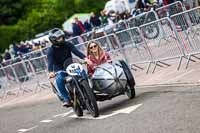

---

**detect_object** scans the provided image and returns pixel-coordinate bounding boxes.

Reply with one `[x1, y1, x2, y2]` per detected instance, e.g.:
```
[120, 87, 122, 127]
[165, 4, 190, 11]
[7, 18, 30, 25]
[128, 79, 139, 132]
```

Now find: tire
[70, 80, 83, 117]
[143, 12, 160, 40]
[73, 100, 83, 117]
[81, 80, 99, 117]
[119, 60, 136, 99]
[143, 24, 160, 39]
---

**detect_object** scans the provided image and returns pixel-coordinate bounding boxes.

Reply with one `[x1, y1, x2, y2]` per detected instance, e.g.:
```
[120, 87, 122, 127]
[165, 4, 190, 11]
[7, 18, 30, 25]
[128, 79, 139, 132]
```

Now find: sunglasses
[90, 44, 97, 49]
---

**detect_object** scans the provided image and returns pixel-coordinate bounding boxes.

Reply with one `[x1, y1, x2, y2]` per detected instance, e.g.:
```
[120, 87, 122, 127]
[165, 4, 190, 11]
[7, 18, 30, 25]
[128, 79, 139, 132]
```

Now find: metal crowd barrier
[139, 17, 187, 72]
[0, 55, 50, 99]
[76, 33, 121, 53]
[156, 1, 186, 18]
[26, 55, 49, 92]
[114, 27, 152, 71]
[127, 10, 159, 28]
[0, 65, 16, 99]
[170, 7, 200, 68]
[1, 4, 200, 100]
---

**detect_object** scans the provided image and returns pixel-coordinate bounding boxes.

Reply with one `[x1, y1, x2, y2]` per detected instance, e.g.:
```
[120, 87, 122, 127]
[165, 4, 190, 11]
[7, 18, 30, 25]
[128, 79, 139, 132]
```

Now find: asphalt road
[0, 85, 200, 133]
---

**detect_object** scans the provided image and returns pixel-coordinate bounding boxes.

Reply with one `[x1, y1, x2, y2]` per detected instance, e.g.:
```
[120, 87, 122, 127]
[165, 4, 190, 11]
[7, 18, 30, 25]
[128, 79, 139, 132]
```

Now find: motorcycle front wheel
[73, 99, 83, 117]
[81, 80, 99, 117]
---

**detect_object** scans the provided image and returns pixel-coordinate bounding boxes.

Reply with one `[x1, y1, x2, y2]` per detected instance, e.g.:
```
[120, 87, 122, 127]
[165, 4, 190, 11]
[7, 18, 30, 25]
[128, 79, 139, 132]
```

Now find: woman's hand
[84, 57, 93, 65]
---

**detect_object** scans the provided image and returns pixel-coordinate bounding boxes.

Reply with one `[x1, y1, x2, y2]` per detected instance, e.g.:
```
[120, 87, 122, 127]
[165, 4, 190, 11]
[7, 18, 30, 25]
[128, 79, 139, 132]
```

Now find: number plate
[66, 63, 83, 76]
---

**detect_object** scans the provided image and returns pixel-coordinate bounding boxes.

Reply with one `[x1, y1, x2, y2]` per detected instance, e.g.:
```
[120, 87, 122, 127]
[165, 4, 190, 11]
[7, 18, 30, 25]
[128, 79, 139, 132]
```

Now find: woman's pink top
[87, 52, 110, 75]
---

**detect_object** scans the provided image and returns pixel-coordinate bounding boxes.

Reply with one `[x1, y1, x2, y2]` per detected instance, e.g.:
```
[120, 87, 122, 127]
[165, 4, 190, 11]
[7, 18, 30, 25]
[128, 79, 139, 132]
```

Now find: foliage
[0, 0, 107, 52]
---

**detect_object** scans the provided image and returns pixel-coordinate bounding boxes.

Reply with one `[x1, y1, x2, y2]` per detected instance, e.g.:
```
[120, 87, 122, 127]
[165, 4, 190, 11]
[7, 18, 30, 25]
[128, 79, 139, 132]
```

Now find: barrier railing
[127, 10, 159, 28]
[170, 7, 200, 68]
[156, 1, 186, 18]
[114, 27, 152, 66]
[1, 5, 200, 100]
[139, 17, 187, 72]
[0, 55, 50, 99]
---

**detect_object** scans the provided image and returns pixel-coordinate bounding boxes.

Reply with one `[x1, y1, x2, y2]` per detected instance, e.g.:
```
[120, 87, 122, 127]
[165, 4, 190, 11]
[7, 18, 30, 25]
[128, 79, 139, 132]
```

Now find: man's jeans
[55, 71, 69, 103]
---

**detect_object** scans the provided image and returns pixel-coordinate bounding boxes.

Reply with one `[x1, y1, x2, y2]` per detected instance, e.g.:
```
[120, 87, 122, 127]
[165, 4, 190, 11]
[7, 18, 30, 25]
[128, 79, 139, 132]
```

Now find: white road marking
[53, 110, 73, 118]
[40, 120, 53, 123]
[18, 125, 38, 132]
[69, 104, 143, 120]
[62, 110, 74, 117]
[113, 103, 143, 114]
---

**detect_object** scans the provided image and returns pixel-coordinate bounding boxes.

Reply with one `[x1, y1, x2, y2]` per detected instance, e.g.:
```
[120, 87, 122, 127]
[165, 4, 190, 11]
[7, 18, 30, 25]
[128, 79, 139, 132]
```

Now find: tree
[0, 0, 107, 51]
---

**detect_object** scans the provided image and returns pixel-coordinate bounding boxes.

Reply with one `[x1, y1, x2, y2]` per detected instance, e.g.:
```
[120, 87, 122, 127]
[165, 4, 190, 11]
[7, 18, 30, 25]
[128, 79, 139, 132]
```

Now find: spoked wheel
[81, 80, 99, 117]
[143, 24, 160, 39]
[73, 99, 83, 117]
[119, 60, 136, 99]
[69, 81, 83, 117]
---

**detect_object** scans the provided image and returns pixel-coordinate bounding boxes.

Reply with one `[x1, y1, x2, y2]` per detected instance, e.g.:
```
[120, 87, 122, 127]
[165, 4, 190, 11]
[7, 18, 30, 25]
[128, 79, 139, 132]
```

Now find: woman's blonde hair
[87, 40, 104, 59]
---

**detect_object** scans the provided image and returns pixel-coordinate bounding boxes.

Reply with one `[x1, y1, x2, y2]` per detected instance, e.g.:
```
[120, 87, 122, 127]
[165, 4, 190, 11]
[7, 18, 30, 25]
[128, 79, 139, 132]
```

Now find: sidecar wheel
[119, 60, 136, 99]
[126, 85, 136, 99]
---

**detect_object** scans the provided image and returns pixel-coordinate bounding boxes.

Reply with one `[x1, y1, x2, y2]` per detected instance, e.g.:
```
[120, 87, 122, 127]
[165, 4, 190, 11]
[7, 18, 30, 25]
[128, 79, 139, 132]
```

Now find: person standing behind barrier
[84, 19, 92, 32]
[0, 54, 3, 64]
[72, 22, 82, 36]
[86, 41, 111, 76]
[75, 17, 85, 33]
[3, 49, 11, 61]
[90, 12, 102, 27]
[47, 28, 92, 107]
[100, 10, 108, 25]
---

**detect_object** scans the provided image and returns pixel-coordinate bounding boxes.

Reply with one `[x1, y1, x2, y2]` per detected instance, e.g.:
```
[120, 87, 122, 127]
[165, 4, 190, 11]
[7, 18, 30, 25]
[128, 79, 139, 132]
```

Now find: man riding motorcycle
[47, 28, 91, 107]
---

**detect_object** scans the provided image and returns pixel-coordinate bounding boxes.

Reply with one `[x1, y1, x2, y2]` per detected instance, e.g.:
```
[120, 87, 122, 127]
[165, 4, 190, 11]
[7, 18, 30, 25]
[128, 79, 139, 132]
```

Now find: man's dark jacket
[47, 41, 85, 72]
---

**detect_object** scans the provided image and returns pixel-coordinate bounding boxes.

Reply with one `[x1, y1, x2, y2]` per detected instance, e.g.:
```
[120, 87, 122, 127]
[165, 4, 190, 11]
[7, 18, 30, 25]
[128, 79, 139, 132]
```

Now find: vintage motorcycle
[51, 59, 99, 118]
[51, 58, 136, 118]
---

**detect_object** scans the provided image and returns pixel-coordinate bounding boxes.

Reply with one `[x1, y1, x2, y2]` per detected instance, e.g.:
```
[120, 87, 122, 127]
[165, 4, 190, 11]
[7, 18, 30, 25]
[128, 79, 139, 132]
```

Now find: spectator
[74, 17, 85, 33]
[72, 22, 83, 36]
[13, 43, 21, 57]
[0, 54, 3, 64]
[162, 0, 174, 5]
[104, 0, 127, 16]
[4, 49, 11, 61]
[64, 30, 72, 39]
[90, 12, 101, 27]
[26, 42, 33, 51]
[135, 0, 145, 9]
[100, 10, 108, 25]
[157, 0, 164, 6]
[84, 19, 92, 32]
[41, 39, 49, 48]
[9, 44, 15, 59]
[19, 42, 31, 54]
[32, 42, 41, 51]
